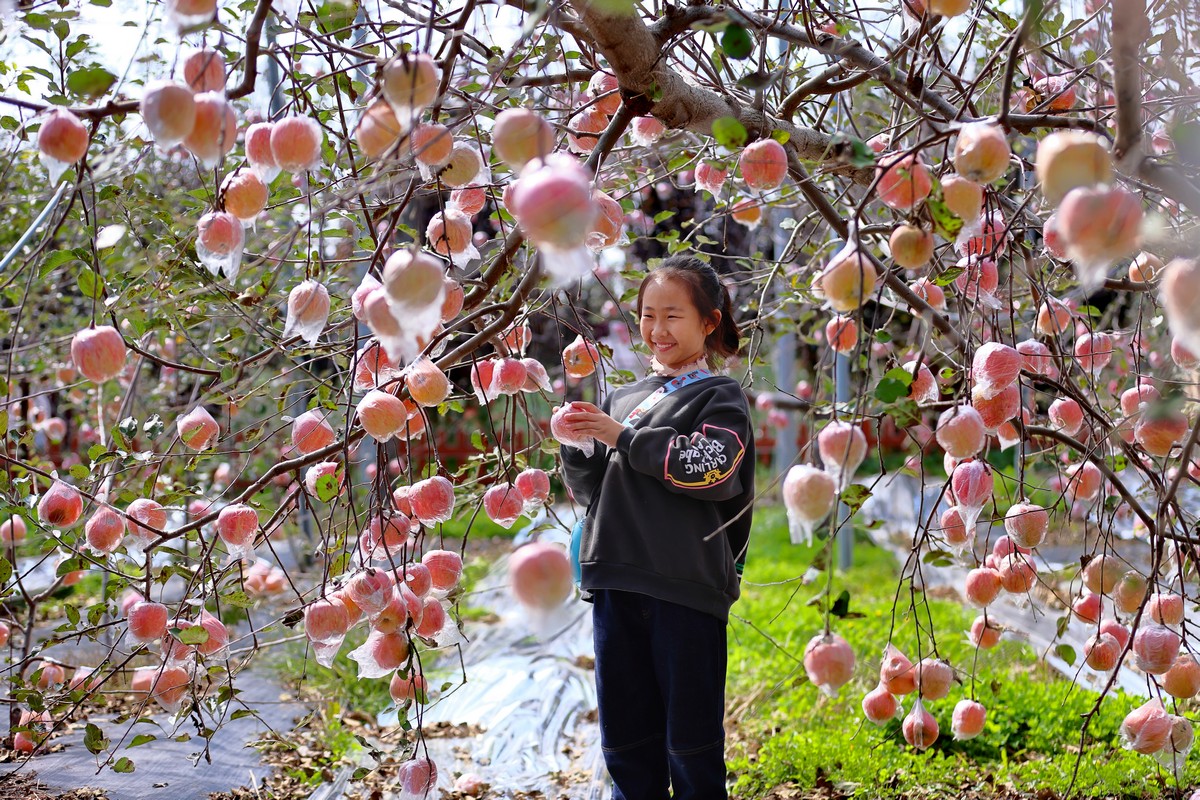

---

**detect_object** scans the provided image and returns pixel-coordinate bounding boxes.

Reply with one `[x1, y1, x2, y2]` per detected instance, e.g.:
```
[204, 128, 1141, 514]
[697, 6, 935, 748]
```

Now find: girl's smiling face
[639, 277, 717, 370]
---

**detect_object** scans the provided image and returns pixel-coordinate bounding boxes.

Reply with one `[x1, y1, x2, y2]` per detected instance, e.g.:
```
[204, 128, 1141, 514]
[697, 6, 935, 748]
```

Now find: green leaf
[691, 16, 729, 33]
[927, 196, 964, 240]
[737, 70, 778, 91]
[224, 590, 254, 609]
[315, 0, 359, 40]
[874, 378, 908, 404]
[922, 549, 955, 567]
[831, 133, 876, 168]
[829, 589, 851, 618]
[711, 116, 748, 149]
[143, 414, 164, 438]
[56, 557, 83, 577]
[315, 472, 339, 503]
[67, 67, 117, 100]
[78, 267, 105, 300]
[69, 463, 90, 481]
[1171, 120, 1200, 168]
[770, 129, 790, 146]
[113, 757, 135, 773]
[43, 250, 77, 270]
[721, 25, 754, 59]
[840, 484, 872, 513]
[705, 49, 724, 75]
[84, 723, 109, 754]
[933, 266, 965, 287]
[0, 557, 11, 586]
[128, 734, 157, 748]
[176, 625, 210, 646]
[889, 398, 922, 429]
[884, 366, 915, 387]
[1054, 643, 1076, 666]
[994, 9, 1019, 30]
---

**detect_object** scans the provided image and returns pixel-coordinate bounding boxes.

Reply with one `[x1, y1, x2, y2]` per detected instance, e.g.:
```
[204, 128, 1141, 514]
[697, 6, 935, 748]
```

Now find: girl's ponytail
[713, 286, 741, 362]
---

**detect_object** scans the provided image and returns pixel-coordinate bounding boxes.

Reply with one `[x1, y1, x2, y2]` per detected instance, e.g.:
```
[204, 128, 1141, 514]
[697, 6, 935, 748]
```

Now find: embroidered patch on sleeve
[662, 424, 746, 489]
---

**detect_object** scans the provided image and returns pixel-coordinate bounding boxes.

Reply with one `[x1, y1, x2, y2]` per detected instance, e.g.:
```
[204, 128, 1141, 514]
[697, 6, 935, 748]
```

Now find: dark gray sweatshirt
[560, 373, 755, 621]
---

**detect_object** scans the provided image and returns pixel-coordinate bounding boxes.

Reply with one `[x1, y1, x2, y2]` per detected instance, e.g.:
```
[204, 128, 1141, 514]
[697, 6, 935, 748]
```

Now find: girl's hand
[562, 402, 624, 447]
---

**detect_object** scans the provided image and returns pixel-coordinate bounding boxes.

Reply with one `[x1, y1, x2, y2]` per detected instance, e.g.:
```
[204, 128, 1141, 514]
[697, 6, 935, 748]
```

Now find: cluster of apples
[857, 644, 986, 748]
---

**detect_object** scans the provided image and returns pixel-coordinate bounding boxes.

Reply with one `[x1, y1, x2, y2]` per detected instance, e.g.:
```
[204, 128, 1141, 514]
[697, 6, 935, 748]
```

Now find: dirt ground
[0, 771, 110, 800]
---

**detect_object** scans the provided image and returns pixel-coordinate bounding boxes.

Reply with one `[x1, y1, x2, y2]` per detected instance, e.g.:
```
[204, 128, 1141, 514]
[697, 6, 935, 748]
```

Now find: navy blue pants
[591, 589, 728, 800]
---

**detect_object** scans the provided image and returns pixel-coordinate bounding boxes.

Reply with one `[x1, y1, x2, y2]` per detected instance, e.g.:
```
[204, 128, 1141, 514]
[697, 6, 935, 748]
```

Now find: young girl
[559, 255, 755, 800]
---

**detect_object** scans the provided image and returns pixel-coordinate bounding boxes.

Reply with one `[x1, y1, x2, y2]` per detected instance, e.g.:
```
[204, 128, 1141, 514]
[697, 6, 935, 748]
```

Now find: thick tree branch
[734, 10, 960, 121]
[1110, 0, 1148, 161]
[565, 1, 1111, 188]
[996, 2, 1039, 129]
[566, 0, 871, 183]
[1110, 0, 1200, 214]
[502, 68, 595, 88]
[780, 64, 871, 118]
[227, 0, 276, 101]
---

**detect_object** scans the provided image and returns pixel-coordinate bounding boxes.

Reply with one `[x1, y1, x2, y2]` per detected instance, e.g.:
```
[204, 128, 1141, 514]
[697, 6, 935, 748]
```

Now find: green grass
[727, 506, 1198, 799]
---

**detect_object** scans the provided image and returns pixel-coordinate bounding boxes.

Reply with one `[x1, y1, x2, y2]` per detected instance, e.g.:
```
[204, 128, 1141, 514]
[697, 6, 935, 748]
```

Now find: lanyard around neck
[620, 368, 713, 428]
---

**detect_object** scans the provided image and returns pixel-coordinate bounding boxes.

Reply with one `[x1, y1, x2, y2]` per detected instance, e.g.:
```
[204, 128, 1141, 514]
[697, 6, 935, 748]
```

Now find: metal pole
[769, 207, 799, 475]
[772, 334, 799, 471]
[834, 351, 853, 569]
[0, 182, 68, 276]
[266, 26, 285, 118]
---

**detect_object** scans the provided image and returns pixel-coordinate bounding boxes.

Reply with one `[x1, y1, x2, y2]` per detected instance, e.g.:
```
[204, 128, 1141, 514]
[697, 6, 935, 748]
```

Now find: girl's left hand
[561, 402, 624, 447]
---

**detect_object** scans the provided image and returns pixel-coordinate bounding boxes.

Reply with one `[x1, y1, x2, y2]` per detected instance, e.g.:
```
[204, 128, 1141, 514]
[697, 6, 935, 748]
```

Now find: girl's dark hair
[636, 255, 741, 364]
